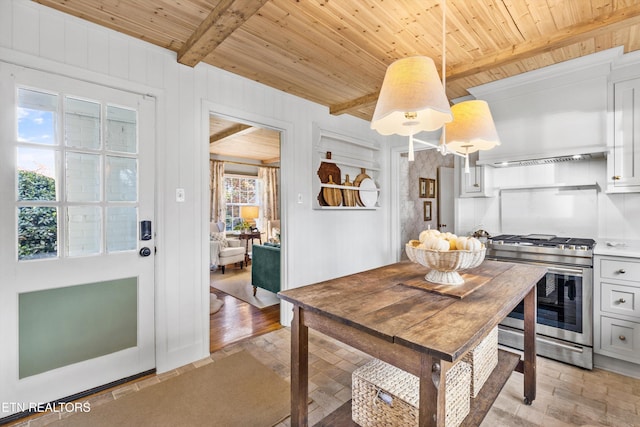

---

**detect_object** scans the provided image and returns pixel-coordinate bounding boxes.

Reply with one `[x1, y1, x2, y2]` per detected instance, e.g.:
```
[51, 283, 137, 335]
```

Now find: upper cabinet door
[457, 152, 492, 198]
[610, 77, 640, 192]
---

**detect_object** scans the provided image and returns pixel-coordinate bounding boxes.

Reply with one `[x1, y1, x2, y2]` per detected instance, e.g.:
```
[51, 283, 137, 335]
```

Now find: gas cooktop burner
[488, 234, 596, 251]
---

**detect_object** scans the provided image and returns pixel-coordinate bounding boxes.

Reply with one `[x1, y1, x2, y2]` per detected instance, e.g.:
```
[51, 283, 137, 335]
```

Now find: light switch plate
[176, 188, 185, 202]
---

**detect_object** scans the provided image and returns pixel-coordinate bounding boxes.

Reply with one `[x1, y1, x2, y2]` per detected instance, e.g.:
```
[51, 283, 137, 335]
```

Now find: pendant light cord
[442, 0, 446, 90]
[439, 0, 448, 154]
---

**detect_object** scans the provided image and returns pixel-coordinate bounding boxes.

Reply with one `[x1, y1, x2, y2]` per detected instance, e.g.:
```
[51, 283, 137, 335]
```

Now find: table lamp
[240, 205, 259, 230]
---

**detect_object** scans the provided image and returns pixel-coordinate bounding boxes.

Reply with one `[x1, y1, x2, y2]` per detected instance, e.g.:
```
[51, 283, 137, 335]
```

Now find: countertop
[279, 260, 545, 363]
[594, 239, 640, 258]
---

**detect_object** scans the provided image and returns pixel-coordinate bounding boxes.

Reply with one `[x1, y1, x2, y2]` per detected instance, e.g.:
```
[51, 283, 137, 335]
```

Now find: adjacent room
[207, 115, 282, 352]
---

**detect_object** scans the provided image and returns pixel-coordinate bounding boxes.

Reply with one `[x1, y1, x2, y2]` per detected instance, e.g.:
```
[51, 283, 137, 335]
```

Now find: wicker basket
[462, 327, 498, 398]
[352, 359, 471, 427]
[405, 244, 486, 285]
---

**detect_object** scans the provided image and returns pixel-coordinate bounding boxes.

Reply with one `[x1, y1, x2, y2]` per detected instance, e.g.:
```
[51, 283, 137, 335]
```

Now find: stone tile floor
[6, 328, 640, 426]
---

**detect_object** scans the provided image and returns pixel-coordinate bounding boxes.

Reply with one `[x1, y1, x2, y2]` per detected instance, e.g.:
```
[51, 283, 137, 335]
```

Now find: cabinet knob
[612, 175, 621, 180]
[618, 298, 627, 304]
[618, 269, 626, 274]
[619, 335, 626, 341]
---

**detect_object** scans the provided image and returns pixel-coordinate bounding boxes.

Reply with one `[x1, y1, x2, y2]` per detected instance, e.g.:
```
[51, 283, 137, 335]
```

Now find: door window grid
[16, 87, 139, 261]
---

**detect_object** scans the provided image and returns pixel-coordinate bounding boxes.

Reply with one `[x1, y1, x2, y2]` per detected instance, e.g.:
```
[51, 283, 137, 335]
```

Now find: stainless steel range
[486, 233, 595, 369]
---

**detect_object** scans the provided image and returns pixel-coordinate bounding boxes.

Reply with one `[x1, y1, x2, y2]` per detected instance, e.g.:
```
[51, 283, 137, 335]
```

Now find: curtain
[210, 160, 226, 223]
[259, 167, 279, 223]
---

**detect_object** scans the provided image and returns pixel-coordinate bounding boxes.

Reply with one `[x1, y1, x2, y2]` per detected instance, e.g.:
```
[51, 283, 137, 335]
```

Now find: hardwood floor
[209, 275, 281, 353]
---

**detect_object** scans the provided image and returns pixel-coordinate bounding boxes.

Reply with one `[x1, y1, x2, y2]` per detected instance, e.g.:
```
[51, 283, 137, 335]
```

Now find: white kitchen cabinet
[456, 151, 492, 198]
[609, 77, 640, 192]
[594, 255, 640, 364]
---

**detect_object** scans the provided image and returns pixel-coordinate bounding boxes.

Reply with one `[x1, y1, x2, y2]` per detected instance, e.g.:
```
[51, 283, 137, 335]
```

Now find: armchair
[267, 220, 280, 243]
[210, 221, 245, 273]
[251, 243, 280, 296]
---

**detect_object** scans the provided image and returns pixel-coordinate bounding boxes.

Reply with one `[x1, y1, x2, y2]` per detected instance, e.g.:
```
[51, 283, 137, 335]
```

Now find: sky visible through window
[17, 107, 56, 179]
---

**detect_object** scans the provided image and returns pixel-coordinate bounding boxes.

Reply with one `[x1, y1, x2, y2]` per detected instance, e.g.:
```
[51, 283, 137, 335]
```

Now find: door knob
[139, 247, 152, 257]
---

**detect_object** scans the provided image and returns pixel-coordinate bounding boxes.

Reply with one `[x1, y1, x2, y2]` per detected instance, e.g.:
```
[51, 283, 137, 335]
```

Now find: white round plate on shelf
[358, 178, 378, 207]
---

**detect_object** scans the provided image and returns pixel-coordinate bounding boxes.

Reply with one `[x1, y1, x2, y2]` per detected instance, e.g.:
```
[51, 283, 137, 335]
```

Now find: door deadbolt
[139, 247, 152, 257]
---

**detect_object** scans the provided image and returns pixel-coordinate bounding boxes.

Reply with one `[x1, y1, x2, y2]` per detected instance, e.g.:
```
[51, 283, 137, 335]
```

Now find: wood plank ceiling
[32, 0, 640, 161]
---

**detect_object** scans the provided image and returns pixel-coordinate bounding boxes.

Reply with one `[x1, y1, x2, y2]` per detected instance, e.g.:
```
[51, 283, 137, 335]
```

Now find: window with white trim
[224, 175, 260, 231]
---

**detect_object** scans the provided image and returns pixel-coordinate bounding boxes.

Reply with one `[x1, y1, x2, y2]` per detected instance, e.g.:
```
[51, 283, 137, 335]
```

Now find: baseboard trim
[594, 353, 640, 379]
[0, 369, 156, 425]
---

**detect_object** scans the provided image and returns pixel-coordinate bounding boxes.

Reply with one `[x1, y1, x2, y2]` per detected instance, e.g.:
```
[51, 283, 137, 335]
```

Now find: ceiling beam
[448, 3, 640, 81]
[262, 157, 281, 165]
[178, 0, 268, 67]
[329, 3, 640, 116]
[209, 124, 254, 145]
[330, 91, 380, 116]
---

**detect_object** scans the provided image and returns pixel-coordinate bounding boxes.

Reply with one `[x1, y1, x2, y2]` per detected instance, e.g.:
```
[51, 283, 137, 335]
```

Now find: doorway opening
[207, 114, 282, 353]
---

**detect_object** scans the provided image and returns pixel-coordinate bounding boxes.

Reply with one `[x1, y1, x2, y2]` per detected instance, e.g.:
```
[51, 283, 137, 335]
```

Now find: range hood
[476, 146, 607, 168]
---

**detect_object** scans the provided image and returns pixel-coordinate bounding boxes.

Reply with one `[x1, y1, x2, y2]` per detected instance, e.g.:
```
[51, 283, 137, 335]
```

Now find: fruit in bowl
[406, 232, 486, 285]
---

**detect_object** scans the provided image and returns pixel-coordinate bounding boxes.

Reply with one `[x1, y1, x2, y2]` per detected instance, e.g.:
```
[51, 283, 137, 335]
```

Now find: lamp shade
[240, 205, 259, 220]
[442, 100, 500, 154]
[371, 56, 453, 136]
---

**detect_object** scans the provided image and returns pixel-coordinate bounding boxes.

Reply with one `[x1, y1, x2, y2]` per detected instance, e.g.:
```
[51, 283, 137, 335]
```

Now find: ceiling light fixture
[370, 56, 452, 139]
[370, 0, 500, 171]
[442, 100, 501, 172]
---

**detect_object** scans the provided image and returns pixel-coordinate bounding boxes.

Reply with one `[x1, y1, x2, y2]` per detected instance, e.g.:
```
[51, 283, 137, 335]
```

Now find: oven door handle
[546, 266, 585, 276]
[536, 335, 585, 353]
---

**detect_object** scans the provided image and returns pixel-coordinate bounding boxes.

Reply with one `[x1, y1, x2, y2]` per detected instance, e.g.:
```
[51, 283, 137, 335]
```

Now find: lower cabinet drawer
[599, 258, 640, 281]
[598, 316, 640, 363]
[601, 282, 640, 317]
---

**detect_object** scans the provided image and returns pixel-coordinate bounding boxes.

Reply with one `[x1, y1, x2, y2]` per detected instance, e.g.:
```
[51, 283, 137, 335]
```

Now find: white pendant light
[442, 100, 501, 154]
[370, 0, 499, 170]
[371, 56, 452, 136]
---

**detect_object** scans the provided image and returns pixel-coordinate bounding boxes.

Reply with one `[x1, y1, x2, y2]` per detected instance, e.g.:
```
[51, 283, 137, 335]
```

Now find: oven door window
[508, 271, 583, 333]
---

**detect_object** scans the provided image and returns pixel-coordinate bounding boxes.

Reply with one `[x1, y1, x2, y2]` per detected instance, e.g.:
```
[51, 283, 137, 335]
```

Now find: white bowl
[405, 244, 486, 285]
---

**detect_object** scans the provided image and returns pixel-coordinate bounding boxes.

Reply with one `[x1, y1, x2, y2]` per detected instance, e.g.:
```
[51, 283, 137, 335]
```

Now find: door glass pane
[106, 207, 136, 252]
[18, 206, 58, 260]
[106, 156, 137, 201]
[17, 147, 57, 201]
[67, 206, 101, 256]
[17, 89, 57, 146]
[106, 106, 137, 153]
[65, 97, 100, 149]
[66, 152, 100, 202]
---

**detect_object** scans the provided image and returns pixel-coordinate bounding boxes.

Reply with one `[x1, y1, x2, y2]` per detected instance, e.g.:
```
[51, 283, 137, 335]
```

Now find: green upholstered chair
[251, 244, 280, 296]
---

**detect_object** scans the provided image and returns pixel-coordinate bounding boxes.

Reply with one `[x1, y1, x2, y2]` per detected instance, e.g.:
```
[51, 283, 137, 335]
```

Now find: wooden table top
[279, 260, 546, 362]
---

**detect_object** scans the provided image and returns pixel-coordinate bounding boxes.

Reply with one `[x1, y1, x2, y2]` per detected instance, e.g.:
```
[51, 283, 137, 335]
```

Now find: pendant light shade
[442, 100, 500, 154]
[371, 56, 452, 136]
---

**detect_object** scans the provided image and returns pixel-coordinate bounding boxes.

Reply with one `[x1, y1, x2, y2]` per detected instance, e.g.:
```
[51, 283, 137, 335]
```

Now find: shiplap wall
[0, 0, 396, 387]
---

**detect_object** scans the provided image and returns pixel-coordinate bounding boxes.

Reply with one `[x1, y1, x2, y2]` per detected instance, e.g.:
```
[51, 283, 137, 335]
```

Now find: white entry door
[0, 63, 156, 416]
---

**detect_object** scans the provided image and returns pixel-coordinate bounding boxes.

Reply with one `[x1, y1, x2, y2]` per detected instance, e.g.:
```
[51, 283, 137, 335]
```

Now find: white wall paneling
[1, 1, 397, 412]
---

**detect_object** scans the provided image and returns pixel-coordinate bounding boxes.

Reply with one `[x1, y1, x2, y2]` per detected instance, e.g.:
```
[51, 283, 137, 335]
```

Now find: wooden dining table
[278, 259, 546, 427]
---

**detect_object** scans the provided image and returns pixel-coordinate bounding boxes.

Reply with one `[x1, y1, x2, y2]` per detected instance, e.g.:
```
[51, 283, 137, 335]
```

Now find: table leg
[291, 305, 309, 426]
[418, 353, 446, 427]
[523, 286, 537, 405]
